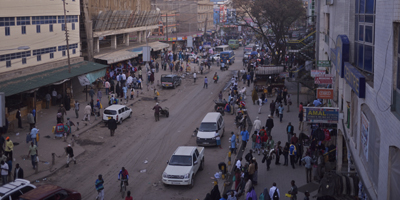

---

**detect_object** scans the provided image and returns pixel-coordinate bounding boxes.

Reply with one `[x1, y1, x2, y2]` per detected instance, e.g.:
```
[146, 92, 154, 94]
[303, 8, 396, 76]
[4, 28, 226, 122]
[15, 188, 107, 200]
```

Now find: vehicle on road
[213, 100, 226, 116]
[158, 107, 170, 118]
[211, 54, 220, 61]
[228, 39, 240, 50]
[196, 112, 225, 146]
[162, 146, 205, 188]
[215, 45, 230, 53]
[19, 185, 81, 200]
[187, 53, 197, 60]
[102, 105, 132, 124]
[0, 179, 36, 200]
[161, 74, 181, 89]
[244, 44, 256, 54]
[220, 51, 235, 65]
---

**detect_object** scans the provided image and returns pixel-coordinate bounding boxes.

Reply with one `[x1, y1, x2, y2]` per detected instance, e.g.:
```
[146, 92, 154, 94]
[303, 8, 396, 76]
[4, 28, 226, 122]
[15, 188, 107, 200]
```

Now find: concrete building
[316, 0, 400, 199]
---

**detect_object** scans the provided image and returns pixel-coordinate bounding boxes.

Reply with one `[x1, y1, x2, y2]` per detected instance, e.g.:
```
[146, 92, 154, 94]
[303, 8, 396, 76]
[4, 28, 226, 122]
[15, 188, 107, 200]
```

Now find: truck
[254, 65, 286, 92]
[162, 146, 205, 188]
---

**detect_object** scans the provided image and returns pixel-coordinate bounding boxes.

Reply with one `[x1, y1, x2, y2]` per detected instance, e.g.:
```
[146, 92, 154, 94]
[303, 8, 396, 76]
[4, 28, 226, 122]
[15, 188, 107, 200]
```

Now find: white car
[162, 146, 205, 188]
[188, 53, 197, 60]
[0, 179, 36, 200]
[102, 105, 132, 124]
[211, 54, 220, 61]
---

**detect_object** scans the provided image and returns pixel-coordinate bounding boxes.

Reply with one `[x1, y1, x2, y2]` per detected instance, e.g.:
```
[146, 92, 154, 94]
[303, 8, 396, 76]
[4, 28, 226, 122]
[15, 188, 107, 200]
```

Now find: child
[130, 88, 135, 100]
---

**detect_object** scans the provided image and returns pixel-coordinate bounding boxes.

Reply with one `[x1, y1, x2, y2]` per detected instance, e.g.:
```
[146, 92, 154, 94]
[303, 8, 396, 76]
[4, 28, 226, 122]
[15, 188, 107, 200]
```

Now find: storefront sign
[330, 35, 349, 78]
[316, 88, 333, 99]
[317, 60, 331, 67]
[304, 107, 339, 123]
[361, 112, 369, 161]
[344, 62, 366, 98]
[311, 70, 326, 77]
[314, 74, 334, 84]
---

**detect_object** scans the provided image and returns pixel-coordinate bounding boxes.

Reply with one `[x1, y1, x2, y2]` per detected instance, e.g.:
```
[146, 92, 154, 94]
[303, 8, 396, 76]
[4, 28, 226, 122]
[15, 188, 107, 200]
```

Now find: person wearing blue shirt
[95, 174, 104, 200]
[289, 142, 297, 169]
[230, 132, 236, 154]
[313, 99, 322, 107]
[30, 126, 38, 146]
[240, 129, 249, 152]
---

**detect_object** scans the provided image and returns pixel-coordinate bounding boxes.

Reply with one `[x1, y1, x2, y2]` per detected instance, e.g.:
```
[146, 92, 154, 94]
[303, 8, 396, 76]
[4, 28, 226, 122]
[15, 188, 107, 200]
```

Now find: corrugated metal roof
[0, 61, 108, 97]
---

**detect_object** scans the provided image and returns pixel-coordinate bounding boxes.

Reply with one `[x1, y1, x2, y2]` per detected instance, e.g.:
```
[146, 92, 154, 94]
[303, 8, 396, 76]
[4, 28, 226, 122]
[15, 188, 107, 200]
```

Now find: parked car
[19, 185, 81, 200]
[211, 54, 220, 61]
[188, 53, 197, 60]
[102, 105, 132, 124]
[161, 74, 182, 89]
[0, 179, 36, 200]
[162, 146, 205, 188]
[196, 112, 225, 146]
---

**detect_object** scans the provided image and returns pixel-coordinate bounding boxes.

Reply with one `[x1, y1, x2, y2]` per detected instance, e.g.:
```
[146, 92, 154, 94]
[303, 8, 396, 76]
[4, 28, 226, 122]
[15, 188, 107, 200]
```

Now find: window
[0, 51, 31, 61]
[58, 43, 78, 51]
[61, 24, 65, 31]
[33, 47, 56, 56]
[37, 55, 41, 61]
[17, 17, 30, 25]
[5, 27, 10, 36]
[58, 15, 78, 24]
[22, 57, 26, 64]
[0, 17, 15, 26]
[21, 26, 26, 34]
[32, 16, 57, 24]
[49, 24, 53, 32]
[72, 49, 76, 54]
[72, 23, 75, 30]
[355, 0, 375, 73]
[50, 53, 54, 59]
[62, 51, 66, 56]
[36, 25, 40, 33]
[6, 60, 11, 68]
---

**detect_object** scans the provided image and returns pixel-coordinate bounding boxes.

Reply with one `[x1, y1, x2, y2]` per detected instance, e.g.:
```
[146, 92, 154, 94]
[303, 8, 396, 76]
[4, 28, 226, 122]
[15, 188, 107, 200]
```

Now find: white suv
[102, 105, 132, 124]
[0, 179, 36, 200]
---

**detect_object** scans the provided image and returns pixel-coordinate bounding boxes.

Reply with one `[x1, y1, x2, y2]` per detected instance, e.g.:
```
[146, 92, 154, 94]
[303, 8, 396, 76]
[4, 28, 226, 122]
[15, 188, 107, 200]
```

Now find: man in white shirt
[269, 182, 280, 200]
[52, 89, 57, 106]
[126, 75, 133, 87]
[193, 73, 197, 83]
[235, 158, 242, 170]
[1, 160, 9, 185]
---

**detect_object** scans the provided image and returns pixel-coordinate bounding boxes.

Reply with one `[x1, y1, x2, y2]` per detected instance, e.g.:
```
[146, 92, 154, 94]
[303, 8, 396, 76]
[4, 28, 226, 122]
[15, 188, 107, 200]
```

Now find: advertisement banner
[304, 107, 339, 123]
[314, 74, 334, 84]
[317, 60, 331, 67]
[361, 112, 369, 161]
[316, 88, 334, 99]
[311, 70, 326, 77]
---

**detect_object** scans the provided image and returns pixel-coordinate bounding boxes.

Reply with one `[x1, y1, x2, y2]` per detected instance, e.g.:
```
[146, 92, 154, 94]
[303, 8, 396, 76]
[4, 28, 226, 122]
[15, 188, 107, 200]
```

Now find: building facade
[316, 0, 400, 199]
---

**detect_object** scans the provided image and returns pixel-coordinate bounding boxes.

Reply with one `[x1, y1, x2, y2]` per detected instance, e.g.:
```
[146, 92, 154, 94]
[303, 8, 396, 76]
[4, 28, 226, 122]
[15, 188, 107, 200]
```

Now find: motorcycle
[213, 100, 226, 116]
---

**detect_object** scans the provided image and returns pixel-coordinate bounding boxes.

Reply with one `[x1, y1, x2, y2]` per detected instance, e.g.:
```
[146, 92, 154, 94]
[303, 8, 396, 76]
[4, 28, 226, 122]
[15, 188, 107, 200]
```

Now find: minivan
[102, 105, 132, 124]
[161, 74, 181, 89]
[196, 112, 225, 146]
[228, 39, 239, 50]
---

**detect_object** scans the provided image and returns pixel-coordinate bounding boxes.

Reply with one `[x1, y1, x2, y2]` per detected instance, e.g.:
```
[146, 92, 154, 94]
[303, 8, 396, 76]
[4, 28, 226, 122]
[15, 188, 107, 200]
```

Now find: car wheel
[189, 176, 195, 189]
[166, 112, 169, 118]
[199, 158, 204, 171]
[128, 112, 132, 118]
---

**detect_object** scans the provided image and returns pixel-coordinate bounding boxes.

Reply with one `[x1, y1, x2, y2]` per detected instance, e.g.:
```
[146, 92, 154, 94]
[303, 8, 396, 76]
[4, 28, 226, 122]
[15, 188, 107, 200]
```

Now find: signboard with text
[330, 35, 349, 78]
[344, 62, 366, 98]
[304, 107, 339, 123]
[318, 60, 331, 67]
[311, 70, 326, 77]
[317, 88, 334, 99]
[314, 74, 334, 84]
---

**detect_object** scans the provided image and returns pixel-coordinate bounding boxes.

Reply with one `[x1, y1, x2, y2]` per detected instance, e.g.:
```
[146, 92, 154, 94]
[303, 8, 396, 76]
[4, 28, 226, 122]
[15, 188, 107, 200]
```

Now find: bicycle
[119, 179, 127, 198]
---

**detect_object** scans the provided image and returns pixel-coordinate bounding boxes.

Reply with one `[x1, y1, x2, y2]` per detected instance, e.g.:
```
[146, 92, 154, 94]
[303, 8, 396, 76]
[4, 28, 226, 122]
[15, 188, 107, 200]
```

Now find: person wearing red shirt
[125, 191, 133, 200]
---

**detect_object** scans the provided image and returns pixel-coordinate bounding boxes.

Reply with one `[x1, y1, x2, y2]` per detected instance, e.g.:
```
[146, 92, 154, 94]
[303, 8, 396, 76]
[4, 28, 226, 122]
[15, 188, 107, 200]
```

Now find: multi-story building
[197, 1, 214, 32]
[316, 0, 400, 199]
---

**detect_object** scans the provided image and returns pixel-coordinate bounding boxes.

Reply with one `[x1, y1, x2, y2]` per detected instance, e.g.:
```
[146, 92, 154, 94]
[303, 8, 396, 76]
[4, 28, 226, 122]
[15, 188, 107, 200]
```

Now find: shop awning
[94, 42, 169, 64]
[0, 61, 108, 97]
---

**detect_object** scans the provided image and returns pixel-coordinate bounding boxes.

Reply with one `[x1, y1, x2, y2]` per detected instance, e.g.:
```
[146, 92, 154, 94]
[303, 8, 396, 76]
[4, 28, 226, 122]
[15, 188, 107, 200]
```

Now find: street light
[0, 46, 30, 51]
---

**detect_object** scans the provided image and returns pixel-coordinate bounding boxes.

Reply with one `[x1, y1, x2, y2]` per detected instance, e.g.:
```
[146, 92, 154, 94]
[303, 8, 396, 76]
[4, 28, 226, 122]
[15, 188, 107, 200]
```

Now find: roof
[0, 61, 108, 97]
[201, 112, 221, 123]
[162, 74, 178, 78]
[19, 185, 62, 199]
[104, 105, 126, 110]
[174, 146, 197, 156]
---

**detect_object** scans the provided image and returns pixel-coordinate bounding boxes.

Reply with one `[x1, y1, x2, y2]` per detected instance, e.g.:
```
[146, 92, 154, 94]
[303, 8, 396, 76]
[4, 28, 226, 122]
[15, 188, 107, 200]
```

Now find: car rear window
[104, 110, 117, 115]
[161, 77, 173, 82]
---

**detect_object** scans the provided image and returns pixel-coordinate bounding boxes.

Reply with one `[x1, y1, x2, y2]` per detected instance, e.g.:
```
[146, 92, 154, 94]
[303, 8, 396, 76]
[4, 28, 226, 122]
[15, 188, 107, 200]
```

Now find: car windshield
[199, 122, 217, 131]
[169, 155, 192, 166]
[221, 54, 229, 58]
[161, 77, 173, 82]
[104, 110, 117, 115]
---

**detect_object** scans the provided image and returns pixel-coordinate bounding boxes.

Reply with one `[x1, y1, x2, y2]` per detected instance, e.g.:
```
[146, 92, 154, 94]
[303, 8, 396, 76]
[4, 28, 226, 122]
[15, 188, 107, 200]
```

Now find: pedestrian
[255, 133, 262, 155]
[30, 125, 38, 146]
[203, 76, 208, 89]
[247, 74, 250, 87]
[245, 149, 253, 164]
[16, 108, 22, 129]
[45, 93, 51, 109]
[58, 104, 67, 123]
[83, 104, 91, 121]
[269, 100, 275, 117]
[97, 90, 102, 102]
[230, 132, 236, 155]
[4, 137, 13, 160]
[275, 101, 280, 118]
[13, 163, 24, 180]
[298, 110, 304, 131]
[219, 91, 223, 101]
[27, 111, 35, 131]
[266, 136, 274, 151]
[283, 87, 288, 105]
[291, 133, 299, 145]
[289, 142, 297, 169]
[283, 142, 290, 166]
[65, 144, 76, 167]
[317, 151, 325, 181]
[287, 94, 292, 112]
[262, 146, 274, 171]
[288, 180, 298, 200]
[130, 88, 135, 100]
[95, 174, 105, 200]
[286, 122, 294, 143]
[275, 141, 282, 165]
[253, 117, 261, 132]
[251, 89, 258, 105]
[297, 141, 304, 166]
[269, 182, 280, 200]
[107, 117, 117, 137]
[1, 160, 9, 185]
[89, 87, 95, 100]
[240, 129, 249, 152]
[244, 176, 252, 195]
[105, 80, 110, 95]
[193, 72, 197, 83]
[125, 191, 133, 200]
[251, 158, 258, 185]
[153, 103, 161, 122]
[27, 142, 37, 169]
[278, 104, 284, 122]
[74, 101, 80, 118]
[246, 186, 257, 200]
[304, 191, 310, 200]
[216, 132, 221, 149]
[6, 157, 11, 181]
[52, 89, 57, 106]
[258, 97, 263, 114]
[265, 115, 274, 137]
[301, 153, 313, 183]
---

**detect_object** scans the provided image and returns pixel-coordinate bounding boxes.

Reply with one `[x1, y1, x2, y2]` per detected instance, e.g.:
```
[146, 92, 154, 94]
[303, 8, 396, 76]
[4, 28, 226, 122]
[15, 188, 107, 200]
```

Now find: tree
[234, 0, 305, 65]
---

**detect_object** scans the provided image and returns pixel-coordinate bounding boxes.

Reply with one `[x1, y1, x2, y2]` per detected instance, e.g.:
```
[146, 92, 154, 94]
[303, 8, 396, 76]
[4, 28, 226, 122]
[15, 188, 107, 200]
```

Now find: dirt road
[45, 49, 245, 199]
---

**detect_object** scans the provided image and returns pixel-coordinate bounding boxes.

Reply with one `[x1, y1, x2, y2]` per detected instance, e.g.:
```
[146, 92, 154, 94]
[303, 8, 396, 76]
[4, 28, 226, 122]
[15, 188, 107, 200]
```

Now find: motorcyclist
[118, 167, 129, 188]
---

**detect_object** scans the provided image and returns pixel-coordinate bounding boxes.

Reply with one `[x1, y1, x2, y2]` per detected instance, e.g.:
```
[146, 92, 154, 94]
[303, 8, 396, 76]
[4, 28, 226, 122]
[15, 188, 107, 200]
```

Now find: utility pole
[165, 13, 168, 42]
[63, 0, 71, 73]
[203, 16, 208, 36]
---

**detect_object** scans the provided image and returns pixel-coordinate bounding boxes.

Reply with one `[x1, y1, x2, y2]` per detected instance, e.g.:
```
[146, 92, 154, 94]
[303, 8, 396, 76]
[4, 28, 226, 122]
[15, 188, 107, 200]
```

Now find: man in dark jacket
[265, 115, 274, 137]
[286, 122, 294, 143]
[13, 163, 23, 180]
[108, 118, 117, 136]
[270, 100, 276, 117]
